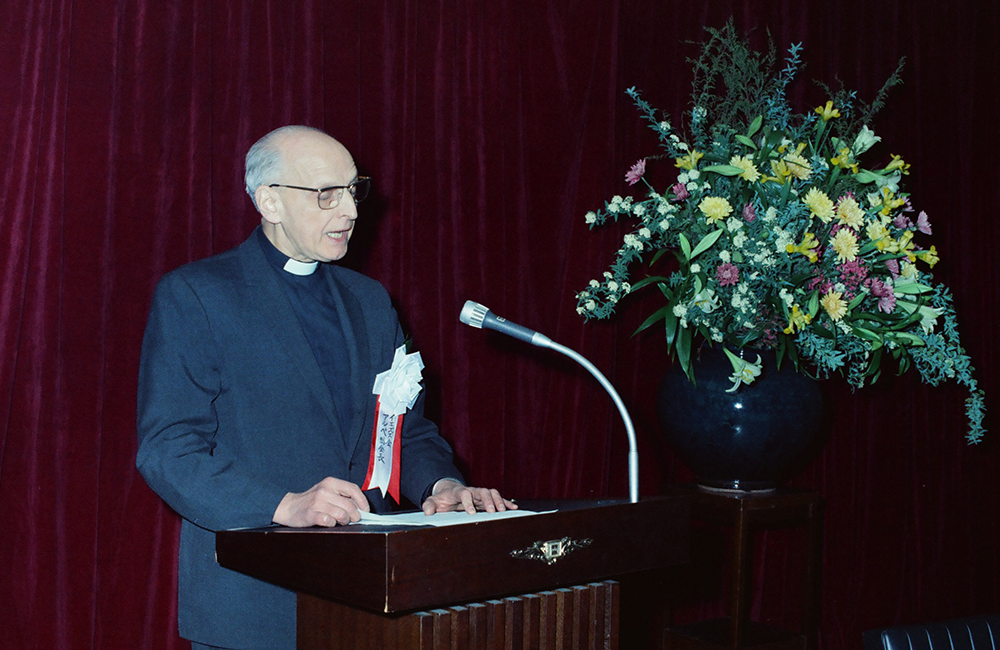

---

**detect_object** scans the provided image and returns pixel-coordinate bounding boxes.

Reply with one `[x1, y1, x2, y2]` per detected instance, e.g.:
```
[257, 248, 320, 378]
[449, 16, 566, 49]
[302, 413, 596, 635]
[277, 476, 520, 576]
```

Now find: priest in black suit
[136, 125, 514, 650]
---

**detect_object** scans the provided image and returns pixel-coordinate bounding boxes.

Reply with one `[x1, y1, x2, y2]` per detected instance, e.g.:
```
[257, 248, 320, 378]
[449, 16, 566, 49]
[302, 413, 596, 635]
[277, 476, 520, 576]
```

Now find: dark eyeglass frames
[268, 176, 371, 210]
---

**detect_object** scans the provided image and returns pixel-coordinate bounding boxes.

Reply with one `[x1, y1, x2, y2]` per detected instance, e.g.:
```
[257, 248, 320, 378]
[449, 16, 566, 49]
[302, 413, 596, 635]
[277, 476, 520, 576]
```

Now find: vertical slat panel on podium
[297, 580, 618, 649]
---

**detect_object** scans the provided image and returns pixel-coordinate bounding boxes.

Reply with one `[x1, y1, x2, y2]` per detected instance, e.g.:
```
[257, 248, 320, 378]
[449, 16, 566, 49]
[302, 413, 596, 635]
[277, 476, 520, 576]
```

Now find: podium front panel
[216, 496, 688, 613]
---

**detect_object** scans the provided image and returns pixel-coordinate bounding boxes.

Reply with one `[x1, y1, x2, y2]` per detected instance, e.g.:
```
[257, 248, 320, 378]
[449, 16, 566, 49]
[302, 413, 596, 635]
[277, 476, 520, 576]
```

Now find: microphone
[459, 300, 639, 503]
[459, 301, 553, 348]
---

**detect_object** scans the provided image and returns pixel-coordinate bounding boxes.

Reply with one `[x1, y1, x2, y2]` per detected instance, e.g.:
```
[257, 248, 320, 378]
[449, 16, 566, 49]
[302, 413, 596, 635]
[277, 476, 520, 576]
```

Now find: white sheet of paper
[354, 509, 554, 527]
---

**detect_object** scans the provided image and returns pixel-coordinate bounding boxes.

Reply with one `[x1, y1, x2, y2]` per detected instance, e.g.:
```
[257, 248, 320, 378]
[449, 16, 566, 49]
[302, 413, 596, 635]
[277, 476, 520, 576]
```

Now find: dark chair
[863, 615, 999, 650]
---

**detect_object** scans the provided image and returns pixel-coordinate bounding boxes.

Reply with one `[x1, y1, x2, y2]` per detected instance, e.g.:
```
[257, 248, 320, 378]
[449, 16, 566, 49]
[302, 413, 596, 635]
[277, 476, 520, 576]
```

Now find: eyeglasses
[268, 176, 372, 210]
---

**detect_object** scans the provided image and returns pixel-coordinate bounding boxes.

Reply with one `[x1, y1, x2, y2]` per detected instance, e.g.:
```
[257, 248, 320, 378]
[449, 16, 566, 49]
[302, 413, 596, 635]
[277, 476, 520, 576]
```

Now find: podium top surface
[216, 495, 689, 613]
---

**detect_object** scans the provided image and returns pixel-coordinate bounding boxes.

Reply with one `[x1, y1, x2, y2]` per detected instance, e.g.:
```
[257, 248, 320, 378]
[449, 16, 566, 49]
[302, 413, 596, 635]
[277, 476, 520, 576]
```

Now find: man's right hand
[272, 477, 370, 527]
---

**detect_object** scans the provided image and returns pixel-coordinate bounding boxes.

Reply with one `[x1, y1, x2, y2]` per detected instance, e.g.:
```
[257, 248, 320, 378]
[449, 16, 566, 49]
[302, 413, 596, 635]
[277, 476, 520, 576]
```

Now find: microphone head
[459, 300, 490, 328]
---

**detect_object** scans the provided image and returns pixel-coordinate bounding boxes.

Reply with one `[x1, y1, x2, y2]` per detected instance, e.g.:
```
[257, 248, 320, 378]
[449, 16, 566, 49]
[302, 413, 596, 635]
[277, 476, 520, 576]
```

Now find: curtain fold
[1, 1, 997, 649]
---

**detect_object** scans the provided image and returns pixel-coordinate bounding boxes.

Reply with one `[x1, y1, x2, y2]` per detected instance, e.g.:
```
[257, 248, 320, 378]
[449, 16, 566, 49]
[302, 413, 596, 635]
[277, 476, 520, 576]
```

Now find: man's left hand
[421, 478, 517, 516]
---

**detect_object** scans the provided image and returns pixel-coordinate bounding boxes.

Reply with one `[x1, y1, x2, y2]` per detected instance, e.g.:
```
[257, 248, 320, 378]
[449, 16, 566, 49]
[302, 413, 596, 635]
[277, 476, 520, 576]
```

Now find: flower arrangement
[576, 24, 986, 443]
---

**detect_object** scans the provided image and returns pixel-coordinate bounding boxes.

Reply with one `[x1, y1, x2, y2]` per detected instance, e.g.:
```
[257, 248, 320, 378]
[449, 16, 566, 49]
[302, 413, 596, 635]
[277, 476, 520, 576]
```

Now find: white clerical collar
[283, 258, 319, 276]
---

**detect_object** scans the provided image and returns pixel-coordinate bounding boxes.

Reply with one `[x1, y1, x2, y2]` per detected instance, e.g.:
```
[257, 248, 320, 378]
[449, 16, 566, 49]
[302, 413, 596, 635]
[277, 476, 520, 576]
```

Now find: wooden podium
[216, 496, 689, 649]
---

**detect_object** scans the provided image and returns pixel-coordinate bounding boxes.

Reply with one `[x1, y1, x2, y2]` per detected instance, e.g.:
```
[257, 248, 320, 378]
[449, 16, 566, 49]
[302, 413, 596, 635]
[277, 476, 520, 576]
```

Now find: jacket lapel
[325, 267, 372, 453]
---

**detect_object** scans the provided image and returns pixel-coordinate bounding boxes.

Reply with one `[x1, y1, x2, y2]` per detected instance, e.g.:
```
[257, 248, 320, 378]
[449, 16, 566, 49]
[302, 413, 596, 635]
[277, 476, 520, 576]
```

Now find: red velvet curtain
[1, 1, 996, 649]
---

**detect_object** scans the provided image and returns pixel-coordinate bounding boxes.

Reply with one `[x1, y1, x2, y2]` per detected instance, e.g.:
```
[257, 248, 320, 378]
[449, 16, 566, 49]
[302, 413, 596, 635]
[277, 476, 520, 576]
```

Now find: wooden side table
[662, 486, 824, 650]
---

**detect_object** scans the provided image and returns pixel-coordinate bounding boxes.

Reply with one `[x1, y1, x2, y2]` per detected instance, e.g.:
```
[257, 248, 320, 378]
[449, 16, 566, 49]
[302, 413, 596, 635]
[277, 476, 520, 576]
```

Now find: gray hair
[244, 125, 328, 209]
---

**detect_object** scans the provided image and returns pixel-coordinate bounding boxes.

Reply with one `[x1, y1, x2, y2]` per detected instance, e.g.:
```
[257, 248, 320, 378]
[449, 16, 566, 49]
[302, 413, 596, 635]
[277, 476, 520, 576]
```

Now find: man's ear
[255, 186, 281, 224]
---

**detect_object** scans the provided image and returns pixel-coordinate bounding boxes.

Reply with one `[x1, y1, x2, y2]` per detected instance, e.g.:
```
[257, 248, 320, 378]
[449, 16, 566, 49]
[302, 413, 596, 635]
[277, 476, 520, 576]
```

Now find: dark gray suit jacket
[136, 231, 460, 649]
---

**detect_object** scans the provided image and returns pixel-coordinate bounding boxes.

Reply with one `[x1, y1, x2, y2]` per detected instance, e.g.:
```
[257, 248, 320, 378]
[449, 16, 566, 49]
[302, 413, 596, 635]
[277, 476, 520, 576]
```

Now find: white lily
[722, 348, 763, 393]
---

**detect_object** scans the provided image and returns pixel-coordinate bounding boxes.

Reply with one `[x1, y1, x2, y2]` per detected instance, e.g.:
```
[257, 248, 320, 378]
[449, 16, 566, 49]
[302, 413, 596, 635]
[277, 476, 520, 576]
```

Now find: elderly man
[137, 125, 513, 650]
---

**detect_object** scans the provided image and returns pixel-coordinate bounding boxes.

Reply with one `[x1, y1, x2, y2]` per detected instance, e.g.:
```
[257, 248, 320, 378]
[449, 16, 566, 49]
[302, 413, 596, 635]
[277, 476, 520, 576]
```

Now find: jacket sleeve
[135, 272, 288, 531]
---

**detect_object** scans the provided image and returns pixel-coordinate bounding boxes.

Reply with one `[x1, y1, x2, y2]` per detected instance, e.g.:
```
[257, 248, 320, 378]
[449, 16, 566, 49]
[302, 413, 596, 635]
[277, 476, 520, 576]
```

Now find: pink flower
[885, 259, 900, 278]
[743, 203, 757, 223]
[672, 182, 690, 201]
[625, 159, 646, 185]
[716, 262, 739, 286]
[866, 278, 897, 313]
[808, 275, 833, 294]
[837, 259, 869, 290]
[916, 210, 932, 235]
[893, 214, 913, 230]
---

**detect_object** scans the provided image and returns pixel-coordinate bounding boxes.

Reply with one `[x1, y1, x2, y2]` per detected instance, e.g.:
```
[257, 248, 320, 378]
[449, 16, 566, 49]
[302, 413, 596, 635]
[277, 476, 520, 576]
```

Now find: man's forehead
[281, 134, 356, 182]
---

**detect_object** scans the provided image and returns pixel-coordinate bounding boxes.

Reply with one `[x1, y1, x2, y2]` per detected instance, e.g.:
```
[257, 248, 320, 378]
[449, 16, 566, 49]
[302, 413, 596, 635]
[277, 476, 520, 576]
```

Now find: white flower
[690, 263, 701, 273]
[764, 206, 778, 222]
[733, 231, 748, 248]
[774, 227, 794, 253]
[726, 217, 743, 232]
[623, 234, 643, 250]
[589, 279, 599, 288]
[719, 250, 731, 263]
[639, 227, 652, 239]
[585, 211, 597, 224]
[576, 306, 585, 315]
[779, 288, 794, 308]
[659, 121, 670, 131]
[604, 271, 613, 279]
[633, 204, 646, 216]
[621, 282, 631, 294]
[659, 218, 671, 230]
[723, 349, 762, 393]
[607, 281, 619, 292]
[672, 305, 688, 318]
[688, 169, 700, 180]
[686, 182, 699, 191]
[586, 300, 596, 311]
[853, 125, 881, 155]
[678, 172, 690, 184]
[692, 289, 721, 313]
[710, 328, 724, 343]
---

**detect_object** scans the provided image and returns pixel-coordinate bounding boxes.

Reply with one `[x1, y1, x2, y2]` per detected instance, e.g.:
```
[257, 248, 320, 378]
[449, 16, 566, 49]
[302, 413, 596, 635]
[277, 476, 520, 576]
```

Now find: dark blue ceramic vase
[657, 346, 828, 491]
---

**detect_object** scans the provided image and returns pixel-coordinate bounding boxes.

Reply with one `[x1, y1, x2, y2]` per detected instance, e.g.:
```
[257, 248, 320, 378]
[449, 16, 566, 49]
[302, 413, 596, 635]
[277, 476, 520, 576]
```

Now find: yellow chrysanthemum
[803, 187, 835, 223]
[729, 155, 761, 183]
[836, 196, 865, 229]
[820, 290, 848, 321]
[815, 100, 841, 121]
[786, 232, 820, 263]
[831, 228, 860, 263]
[699, 196, 733, 223]
[783, 147, 812, 181]
[866, 220, 890, 242]
[675, 150, 704, 170]
[783, 304, 813, 334]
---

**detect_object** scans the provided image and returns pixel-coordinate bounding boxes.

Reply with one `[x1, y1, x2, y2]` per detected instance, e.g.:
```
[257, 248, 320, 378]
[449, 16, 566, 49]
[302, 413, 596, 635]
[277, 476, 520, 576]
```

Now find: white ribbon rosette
[372, 346, 424, 415]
